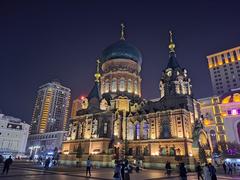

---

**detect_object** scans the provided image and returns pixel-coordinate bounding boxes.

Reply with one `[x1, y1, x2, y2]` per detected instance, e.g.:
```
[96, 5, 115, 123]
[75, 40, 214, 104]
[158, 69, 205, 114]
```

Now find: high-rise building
[30, 81, 71, 134]
[207, 46, 240, 95]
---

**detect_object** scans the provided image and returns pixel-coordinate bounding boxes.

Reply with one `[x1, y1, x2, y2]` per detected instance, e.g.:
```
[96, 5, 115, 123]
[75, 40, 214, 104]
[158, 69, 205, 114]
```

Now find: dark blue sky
[1, 0, 240, 123]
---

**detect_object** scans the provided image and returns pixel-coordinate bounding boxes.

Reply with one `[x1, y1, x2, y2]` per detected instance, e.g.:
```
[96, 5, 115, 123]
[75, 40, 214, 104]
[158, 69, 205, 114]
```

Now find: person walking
[113, 161, 122, 180]
[120, 161, 125, 180]
[44, 157, 51, 169]
[196, 162, 203, 180]
[222, 162, 226, 174]
[165, 161, 171, 176]
[209, 163, 217, 180]
[124, 160, 130, 180]
[233, 163, 236, 174]
[203, 163, 211, 180]
[86, 157, 92, 177]
[2, 156, 13, 175]
[228, 163, 232, 175]
[135, 160, 140, 173]
[179, 162, 187, 180]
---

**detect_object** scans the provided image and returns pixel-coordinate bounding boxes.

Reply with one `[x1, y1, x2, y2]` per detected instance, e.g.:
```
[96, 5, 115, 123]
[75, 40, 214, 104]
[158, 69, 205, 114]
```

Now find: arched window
[101, 81, 105, 94]
[128, 122, 134, 140]
[104, 80, 109, 93]
[103, 122, 108, 135]
[92, 119, 98, 138]
[119, 78, 125, 92]
[128, 79, 132, 93]
[136, 122, 140, 140]
[175, 82, 180, 94]
[134, 80, 138, 94]
[111, 78, 117, 92]
[210, 129, 217, 148]
[114, 119, 120, 138]
[142, 121, 149, 139]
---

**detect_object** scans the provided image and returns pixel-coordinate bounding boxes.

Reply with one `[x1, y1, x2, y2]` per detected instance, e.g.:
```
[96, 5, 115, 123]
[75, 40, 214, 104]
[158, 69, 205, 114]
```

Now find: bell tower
[159, 31, 192, 98]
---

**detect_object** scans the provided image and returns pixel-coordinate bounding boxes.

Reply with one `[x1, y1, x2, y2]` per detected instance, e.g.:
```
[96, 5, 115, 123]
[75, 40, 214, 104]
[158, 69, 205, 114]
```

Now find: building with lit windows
[30, 81, 71, 134]
[26, 131, 67, 158]
[61, 26, 208, 169]
[199, 88, 240, 150]
[207, 46, 240, 95]
[0, 113, 30, 156]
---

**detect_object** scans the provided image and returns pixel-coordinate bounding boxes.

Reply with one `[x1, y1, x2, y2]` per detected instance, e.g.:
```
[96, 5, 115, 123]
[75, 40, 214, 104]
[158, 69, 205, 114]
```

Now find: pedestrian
[136, 160, 140, 173]
[0, 155, 4, 164]
[86, 157, 92, 177]
[209, 163, 217, 180]
[165, 161, 171, 176]
[222, 162, 226, 174]
[228, 163, 232, 175]
[44, 157, 51, 169]
[113, 161, 122, 180]
[233, 163, 236, 174]
[121, 161, 125, 180]
[2, 156, 13, 175]
[196, 162, 203, 180]
[179, 162, 187, 180]
[203, 163, 211, 180]
[124, 160, 130, 180]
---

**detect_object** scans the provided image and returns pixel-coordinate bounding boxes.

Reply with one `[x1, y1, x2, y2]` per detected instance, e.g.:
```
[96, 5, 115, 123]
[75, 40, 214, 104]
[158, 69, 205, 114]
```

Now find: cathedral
[61, 25, 208, 169]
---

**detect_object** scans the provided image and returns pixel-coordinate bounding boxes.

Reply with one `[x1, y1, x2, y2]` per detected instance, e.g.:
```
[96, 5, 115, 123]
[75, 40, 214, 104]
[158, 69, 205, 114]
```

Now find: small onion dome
[221, 90, 240, 104]
[101, 40, 142, 65]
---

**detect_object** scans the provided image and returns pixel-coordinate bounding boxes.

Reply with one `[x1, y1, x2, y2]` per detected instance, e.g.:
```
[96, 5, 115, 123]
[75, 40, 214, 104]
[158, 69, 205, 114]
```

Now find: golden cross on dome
[96, 59, 100, 73]
[120, 23, 125, 40]
[169, 31, 173, 43]
[94, 59, 101, 82]
[168, 30, 175, 52]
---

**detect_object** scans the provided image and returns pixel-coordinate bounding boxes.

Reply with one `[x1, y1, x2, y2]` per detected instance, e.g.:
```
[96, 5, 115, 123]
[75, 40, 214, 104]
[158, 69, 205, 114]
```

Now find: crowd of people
[1, 154, 239, 179]
[113, 159, 134, 180]
[194, 162, 217, 180]
[222, 162, 238, 175]
[35, 156, 59, 169]
[163, 161, 218, 180]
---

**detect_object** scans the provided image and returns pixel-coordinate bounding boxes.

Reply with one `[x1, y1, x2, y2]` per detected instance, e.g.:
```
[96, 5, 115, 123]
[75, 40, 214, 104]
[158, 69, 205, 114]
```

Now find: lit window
[104, 123, 108, 134]
[104, 80, 109, 93]
[134, 80, 138, 94]
[128, 123, 134, 140]
[136, 123, 140, 140]
[119, 78, 125, 91]
[111, 78, 117, 92]
[127, 79, 132, 93]
[232, 109, 237, 115]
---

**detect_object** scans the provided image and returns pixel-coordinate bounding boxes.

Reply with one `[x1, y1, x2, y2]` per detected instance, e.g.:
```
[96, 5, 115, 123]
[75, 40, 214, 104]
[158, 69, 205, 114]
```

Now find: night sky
[1, 0, 240, 123]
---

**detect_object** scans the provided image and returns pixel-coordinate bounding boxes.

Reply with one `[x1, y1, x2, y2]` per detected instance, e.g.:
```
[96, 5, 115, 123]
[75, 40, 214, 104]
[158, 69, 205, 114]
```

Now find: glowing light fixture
[231, 109, 237, 115]
[81, 96, 85, 100]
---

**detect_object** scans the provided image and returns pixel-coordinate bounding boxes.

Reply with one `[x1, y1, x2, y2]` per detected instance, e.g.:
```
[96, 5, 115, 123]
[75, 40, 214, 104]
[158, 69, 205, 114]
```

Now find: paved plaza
[0, 162, 240, 180]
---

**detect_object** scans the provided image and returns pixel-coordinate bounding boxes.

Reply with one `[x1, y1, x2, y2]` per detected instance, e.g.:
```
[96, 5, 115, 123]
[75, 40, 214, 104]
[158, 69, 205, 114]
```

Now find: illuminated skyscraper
[30, 81, 71, 134]
[207, 46, 240, 95]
